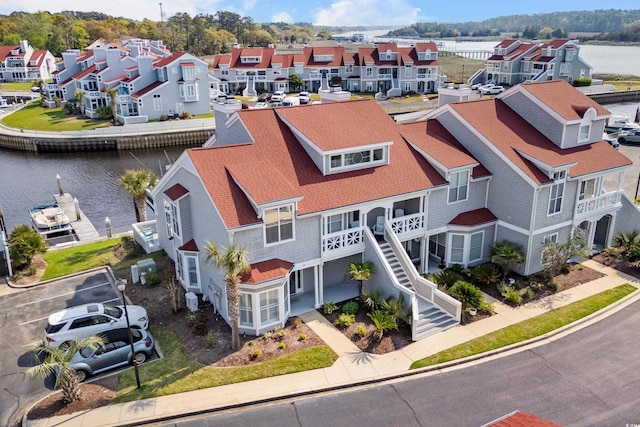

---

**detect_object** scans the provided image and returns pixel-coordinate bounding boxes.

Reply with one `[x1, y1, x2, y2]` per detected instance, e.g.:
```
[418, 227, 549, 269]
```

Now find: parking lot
[0, 268, 125, 426]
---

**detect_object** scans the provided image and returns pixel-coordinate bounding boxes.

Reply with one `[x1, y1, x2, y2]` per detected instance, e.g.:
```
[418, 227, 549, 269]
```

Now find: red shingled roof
[132, 80, 165, 98]
[178, 239, 199, 252]
[73, 64, 97, 80]
[164, 183, 189, 201]
[449, 208, 497, 226]
[0, 46, 19, 61]
[153, 52, 186, 68]
[519, 80, 610, 121]
[485, 410, 561, 427]
[187, 100, 447, 229]
[241, 259, 293, 284]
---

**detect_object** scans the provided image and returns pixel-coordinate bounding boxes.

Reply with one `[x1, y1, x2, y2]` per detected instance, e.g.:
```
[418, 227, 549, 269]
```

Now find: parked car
[298, 91, 311, 104]
[279, 97, 300, 107]
[257, 93, 272, 102]
[602, 132, 620, 149]
[271, 90, 286, 102]
[68, 328, 155, 382]
[253, 102, 269, 109]
[481, 85, 505, 95]
[44, 303, 148, 349]
[30, 86, 41, 92]
[471, 82, 491, 90]
[618, 130, 640, 144]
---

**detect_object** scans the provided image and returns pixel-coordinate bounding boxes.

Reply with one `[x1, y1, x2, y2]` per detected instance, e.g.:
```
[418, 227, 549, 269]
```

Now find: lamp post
[116, 279, 141, 388]
[461, 64, 465, 84]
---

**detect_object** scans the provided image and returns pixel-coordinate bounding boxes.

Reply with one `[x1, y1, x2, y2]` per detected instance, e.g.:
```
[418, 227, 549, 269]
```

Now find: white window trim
[447, 170, 470, 204]
[448, 231, 484, 266]
[259, 288, 280, 327]
[548, 182, 565, 216]
[184, 253, 201, 290]
[239, 293, 253, 327]
[541, 232, 559, 262]
[263, 205, 295, 246]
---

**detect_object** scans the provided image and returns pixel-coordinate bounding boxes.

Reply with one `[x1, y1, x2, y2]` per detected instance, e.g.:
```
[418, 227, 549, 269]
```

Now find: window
[405, 65, 412, 77]
[182, 66, 195, 80]
[239, 294, 253, 326]
[221, 69, 229, 76]
[175, 250, 183, 281]
[171, 203, 180, 237]
[579, 124, 590, 141]
[346, 64, 353, 73]
[429, 233, 446, 260]
[450, 234, 464, 263]
[186, 255, 199, 287]
[164, 201, 173, 238]
[329, 148, 385, 172]
[153, 94, 162, 111]
[548, 182, 564, 215]
[448, 170, 469, 203]
[366, 67, 373, 77]
[260, 289, 279, 324]
[469, 232, 483, 262]
[345, 150, 371, 165]
[327, 214, 343, 234]
[579, 178, 598, 200]
[264, 206, 293, 244]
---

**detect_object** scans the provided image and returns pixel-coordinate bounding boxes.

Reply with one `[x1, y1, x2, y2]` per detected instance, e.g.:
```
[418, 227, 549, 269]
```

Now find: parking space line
[14, 282, 113, 308]
[18, 297, 122, 326]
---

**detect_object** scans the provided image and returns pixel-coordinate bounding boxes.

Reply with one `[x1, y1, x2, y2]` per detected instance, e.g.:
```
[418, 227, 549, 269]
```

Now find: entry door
[289, 270, 303, 295]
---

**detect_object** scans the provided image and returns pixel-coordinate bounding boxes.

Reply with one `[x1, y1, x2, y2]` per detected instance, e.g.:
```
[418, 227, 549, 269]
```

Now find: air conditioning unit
[130, 264, 140, 284]
[185, 291, 198, 312]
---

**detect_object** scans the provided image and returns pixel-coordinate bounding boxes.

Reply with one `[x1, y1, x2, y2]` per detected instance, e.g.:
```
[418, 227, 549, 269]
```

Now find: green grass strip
[1, 101, 111, 131]
[411, 284, 636, 369]
[113, 326, 338, 403]
[41, 237, 167, 281]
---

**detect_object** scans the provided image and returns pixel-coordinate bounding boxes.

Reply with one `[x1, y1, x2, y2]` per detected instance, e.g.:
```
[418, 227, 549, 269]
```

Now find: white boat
[29, 203, 71, 233]
[605, 115, 640, 133]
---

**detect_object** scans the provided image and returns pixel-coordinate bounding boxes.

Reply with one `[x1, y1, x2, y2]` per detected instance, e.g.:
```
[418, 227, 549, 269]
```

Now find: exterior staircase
[379, 241, 459, 340]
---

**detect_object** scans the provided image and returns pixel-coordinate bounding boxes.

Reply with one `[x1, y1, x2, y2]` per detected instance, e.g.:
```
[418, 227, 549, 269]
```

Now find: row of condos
[469, 39, 593, 87]
[43, 39, 212, 124]
[148, 80, 640, 345]
[0, 40, 55, 82]
[210, 43, 448, 97]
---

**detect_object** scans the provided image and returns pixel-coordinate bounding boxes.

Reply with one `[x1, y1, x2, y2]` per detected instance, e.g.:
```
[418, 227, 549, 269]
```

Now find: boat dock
[53, 193, 100, 242]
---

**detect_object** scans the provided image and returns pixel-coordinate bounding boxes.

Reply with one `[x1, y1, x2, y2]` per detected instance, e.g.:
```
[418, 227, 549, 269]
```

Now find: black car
[257, 93, 272, 102]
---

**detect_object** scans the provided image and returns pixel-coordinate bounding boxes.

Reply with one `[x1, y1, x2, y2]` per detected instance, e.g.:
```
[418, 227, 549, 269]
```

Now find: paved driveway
[0, 268, 120, 427]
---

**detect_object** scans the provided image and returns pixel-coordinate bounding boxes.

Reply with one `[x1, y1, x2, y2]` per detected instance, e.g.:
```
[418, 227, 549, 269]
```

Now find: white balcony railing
[322, 227, 364, 257]
[377, 73, 392, 79]
[85, 91, 101, 98]
[116, 94, 131, 103]
[389, 212, 425, 237]
[575, 192, 621, 217]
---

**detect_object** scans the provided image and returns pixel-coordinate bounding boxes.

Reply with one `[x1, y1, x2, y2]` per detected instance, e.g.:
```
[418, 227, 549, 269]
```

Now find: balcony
[377, 73, 392, 79]
[85, 91, 101, 98]
[575, 192, 621, 218]
[180, 94, 199, 103]
[389, 212, 425, 239]
[116, 94, 131, 103]
[322, 227, 365, 260]
[45, 83, 59, 91]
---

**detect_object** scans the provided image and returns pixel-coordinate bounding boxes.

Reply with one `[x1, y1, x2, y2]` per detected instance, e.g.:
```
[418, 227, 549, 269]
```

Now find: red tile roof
[164, 183, 189, 201]
[187, 100, 447, 228]
[485, 410, 561, 427]
[241, 258, 293, 284]
[449, 208, 497, 226]
[178, 239, 199, 252]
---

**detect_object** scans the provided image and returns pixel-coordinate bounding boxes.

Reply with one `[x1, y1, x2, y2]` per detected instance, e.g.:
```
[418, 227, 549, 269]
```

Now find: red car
[257, 93, 272, 102]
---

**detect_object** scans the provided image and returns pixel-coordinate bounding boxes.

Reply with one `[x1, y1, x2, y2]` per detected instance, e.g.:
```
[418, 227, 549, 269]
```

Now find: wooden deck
[53, 193, 100, 242]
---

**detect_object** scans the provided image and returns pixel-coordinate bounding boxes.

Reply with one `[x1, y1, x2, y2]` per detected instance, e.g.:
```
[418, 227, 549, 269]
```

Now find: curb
[6, 266, 114, 289]
[26, 283, 640, 427]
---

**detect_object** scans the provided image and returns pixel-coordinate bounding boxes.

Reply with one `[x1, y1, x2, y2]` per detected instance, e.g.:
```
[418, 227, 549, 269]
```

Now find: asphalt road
[0, 269, 121, 427]
[158, 296, 640, 427]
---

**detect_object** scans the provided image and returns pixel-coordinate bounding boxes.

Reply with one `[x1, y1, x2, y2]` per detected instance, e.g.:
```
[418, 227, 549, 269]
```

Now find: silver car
[617, 130, 640, 144]
[69, 328, 155, 382]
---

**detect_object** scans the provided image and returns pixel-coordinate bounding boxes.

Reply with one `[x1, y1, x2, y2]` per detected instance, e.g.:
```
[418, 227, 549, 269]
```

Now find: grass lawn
[1, 101, 111, 131]
[113, 327, 338, 403]
[411, 284, 636, 369]
[0, 81, 34, 91]
[41, 237, 167, 281]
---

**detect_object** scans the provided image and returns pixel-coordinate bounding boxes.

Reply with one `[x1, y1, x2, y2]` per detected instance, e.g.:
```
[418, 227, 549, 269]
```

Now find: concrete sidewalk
[25, 260, 640, 427]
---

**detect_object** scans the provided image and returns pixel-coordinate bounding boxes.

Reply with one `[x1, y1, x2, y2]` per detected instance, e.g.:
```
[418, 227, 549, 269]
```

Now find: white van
[279, 97, 300, 107]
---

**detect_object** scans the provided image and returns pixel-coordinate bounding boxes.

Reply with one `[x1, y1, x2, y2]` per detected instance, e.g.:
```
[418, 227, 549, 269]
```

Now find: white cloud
[271, 11, 292, 23]
[314, 0, 421, 26]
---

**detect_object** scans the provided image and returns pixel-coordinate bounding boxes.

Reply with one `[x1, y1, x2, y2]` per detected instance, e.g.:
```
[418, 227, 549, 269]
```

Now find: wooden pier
[53, 193, 100, 242]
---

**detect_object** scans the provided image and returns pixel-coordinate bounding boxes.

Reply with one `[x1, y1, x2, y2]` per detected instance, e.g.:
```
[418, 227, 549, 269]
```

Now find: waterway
[0, 146, 186, 235]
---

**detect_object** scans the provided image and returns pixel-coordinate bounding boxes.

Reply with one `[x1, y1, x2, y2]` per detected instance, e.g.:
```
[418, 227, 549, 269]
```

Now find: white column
[314, 264, 324, 309]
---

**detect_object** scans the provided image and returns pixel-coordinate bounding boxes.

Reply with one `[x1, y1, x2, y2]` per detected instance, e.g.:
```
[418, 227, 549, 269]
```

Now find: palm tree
[367, 310, 398, 341]
[73, 90, 85, 116]
[118, 169, 158, 222]
[490, 240, 525, 281]
[25, 336, 104, 404]
[105, 87, 118, 124]
[205, 242, 250, 351]
[613, 230, 640, 252]
[348, 261, 375, 296]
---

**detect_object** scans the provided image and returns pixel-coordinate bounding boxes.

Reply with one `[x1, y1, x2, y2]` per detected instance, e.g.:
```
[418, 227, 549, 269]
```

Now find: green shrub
[202, 330, 216, 348]
[278, 342, 286, 350]
[431, 270, 464, 291]
[497, 282, 517, 296]
[160, 114, 168, 121]
[298, 334, 307, 341]
[292, 317, 302, 328]
[250, 349, 262, 359]
[334, 313, 356, 328]
[8, 224, 46, 270]
[382, 294, 405, 322]
[551, 281, 563, 292]
[360, 290, 385, 311]
[144, 271, 161, 286]
[323, 301, 338, 315]
[273, 326, 287, 340]
[471, 263, 501, 286]
[478, 299, 494, 313]
[504, 290, 523, 304]
[262, 331, 272, 340]
[448, 280, 484, 310]
[523, 287, 535, 300]
[572, 78, 592, 87]
[627, 244, 640, 262]
[96, 105, 113, 120]
[341, 301, 359, 315]
[355, 324, 367, 338]
[247, 340, 254, 346]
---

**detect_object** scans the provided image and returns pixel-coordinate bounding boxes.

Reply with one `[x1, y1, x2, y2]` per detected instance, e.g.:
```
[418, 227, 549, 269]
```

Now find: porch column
[314, 264, 323, 309]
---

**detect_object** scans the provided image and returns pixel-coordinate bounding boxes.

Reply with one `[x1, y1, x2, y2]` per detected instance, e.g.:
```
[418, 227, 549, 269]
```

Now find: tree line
[0, 10, 327, 56]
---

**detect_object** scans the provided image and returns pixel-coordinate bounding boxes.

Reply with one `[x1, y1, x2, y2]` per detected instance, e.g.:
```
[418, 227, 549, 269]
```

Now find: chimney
[206, 96, 243, 146]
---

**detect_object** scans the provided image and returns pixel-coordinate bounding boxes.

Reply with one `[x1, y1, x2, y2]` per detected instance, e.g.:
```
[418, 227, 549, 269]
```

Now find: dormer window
[578, 124, 590, 141]
[329, 147, 385, 172]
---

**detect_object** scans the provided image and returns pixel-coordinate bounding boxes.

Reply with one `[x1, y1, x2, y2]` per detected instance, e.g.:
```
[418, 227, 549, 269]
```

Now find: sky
[0, 0, 638, 27]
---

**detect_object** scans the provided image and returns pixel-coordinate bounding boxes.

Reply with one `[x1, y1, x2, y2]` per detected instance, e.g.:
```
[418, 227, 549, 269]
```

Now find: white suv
[298, 91, 311, 104]
[271, 90, 286, 102]
[44, 303, 148, 349]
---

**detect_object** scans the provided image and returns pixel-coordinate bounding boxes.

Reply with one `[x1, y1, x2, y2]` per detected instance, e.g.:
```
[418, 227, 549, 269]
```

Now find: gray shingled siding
[534, 180, 577, 230]
[501, 92, 564, 146]
[612, 196, 640, 239]
[324, 255, 360, 288]
[528, 226, 573, 273]
[471, 224, 496, 267]
[426, 180, 488, 230]
[436, 111, 535, 231]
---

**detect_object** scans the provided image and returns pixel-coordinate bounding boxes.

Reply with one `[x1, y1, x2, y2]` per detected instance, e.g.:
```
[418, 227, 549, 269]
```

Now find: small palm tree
[118, 169, 158, 222]
[490, 240, 525, 281]
[25, 336, 104, 404]
[73, 90, 85, 116]
[348, 261, 375, 296]
[205, 242, 251, 351]
[367, 310, 398, 340]
[8, 224, 46, 271]
[612, 230, 640, 252]
[105, 87, 118, 124]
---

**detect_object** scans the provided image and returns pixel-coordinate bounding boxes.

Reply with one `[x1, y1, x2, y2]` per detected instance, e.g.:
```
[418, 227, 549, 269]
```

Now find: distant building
[0, 40, 56, 82]
[44, 39, 214, 124]
[210, 42, 446, 97]
[468, 39, 592, 87]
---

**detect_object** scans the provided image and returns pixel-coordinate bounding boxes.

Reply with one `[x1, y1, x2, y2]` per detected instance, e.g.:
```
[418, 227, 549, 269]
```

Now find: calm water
[0, 147, 186, 234]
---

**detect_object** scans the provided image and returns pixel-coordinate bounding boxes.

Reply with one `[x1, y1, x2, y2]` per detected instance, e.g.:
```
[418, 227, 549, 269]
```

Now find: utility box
[131, 264, 140, 284]
[185, 292, 198, 312]
[136, 258, 156, 274]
